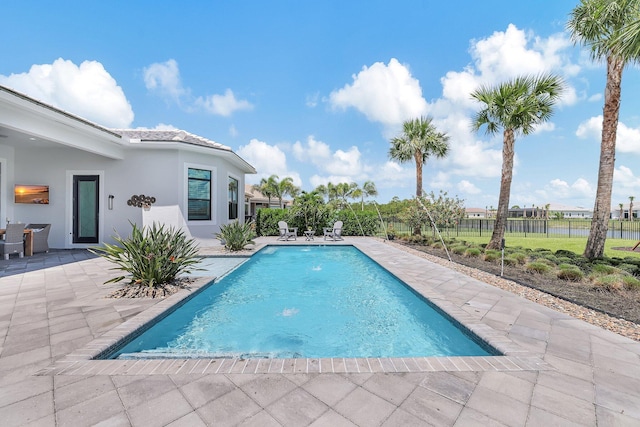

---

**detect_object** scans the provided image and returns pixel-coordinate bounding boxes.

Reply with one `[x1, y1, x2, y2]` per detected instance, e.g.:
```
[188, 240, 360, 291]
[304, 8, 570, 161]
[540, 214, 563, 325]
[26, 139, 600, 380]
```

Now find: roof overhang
[127, 139, 257, 174]
[0, 86, 125, 159]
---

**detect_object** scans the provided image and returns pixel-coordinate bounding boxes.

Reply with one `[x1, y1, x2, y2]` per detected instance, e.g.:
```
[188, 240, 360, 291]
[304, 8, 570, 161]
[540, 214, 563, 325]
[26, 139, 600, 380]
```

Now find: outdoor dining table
[0, 228, 33, 256]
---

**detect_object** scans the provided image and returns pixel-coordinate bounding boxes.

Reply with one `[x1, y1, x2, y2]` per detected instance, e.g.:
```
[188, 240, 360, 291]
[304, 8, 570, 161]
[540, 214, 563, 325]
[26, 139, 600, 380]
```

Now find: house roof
[0, 84, 256, 173]
[112, 129, 255, 174]
[113, 129, 231, 151]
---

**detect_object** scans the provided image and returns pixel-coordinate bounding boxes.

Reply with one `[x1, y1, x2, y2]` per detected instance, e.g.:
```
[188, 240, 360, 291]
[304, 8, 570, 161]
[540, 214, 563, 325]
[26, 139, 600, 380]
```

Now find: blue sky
[2, 1, 640, 209]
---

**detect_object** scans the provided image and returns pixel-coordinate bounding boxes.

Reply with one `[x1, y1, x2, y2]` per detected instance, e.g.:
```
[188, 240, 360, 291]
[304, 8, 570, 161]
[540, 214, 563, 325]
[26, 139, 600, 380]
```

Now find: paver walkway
[1, 237, 639, 426]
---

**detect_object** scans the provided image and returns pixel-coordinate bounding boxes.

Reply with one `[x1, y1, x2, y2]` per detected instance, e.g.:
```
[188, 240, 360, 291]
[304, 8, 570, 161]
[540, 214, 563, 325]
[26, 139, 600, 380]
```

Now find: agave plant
[90, 222, 201, 287]
[216, 220, 256, 251]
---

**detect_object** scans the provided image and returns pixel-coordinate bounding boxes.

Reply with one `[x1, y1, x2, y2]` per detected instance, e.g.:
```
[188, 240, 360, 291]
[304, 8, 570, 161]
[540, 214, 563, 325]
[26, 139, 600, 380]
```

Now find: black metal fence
[385, 218, 640, 240]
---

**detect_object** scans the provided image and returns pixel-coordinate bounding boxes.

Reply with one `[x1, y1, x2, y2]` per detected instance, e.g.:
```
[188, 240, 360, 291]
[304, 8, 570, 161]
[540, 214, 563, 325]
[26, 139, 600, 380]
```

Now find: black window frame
[188, 168, 212, 221]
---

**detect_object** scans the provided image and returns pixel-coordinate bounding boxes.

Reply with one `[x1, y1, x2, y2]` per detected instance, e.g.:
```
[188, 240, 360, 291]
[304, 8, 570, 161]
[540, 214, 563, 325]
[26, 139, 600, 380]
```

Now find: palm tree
[619, 202, 625, 221]
[274, 177, 299, 208]
[389, 116, 449, 234]
[568, 0, 640, 259]
[630, 196, 635, 221]
[360, 180, 378, 210]
[389, 117, 450, 199]
[253, 175, 278, 208]
[471, 74, 564, 250]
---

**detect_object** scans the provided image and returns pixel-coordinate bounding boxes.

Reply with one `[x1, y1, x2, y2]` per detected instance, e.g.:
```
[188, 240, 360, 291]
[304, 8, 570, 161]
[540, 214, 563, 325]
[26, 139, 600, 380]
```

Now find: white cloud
[292, 135, 368, 178]
[546, 177, 594, 199]
[457, 180, 482, 194]
[440, 24, 578, 109]
[195, 89, 253, 117]
[237, 138, 301, 186]
[329, 58, 428, 127]
[576, 115, 640, 155]
[0, 58, 134, 128]
[613, 166, 640, 197]
[588, 93, 602, 102]
[533, 122, 556, 133]
[143, 59, 186, 100]
[143, 59, 252, 117]
[229, 124, 238, 137]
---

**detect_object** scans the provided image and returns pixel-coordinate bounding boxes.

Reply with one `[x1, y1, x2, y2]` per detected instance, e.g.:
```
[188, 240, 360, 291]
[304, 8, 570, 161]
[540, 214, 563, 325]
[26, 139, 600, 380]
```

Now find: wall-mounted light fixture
[108, 194, 114, 210]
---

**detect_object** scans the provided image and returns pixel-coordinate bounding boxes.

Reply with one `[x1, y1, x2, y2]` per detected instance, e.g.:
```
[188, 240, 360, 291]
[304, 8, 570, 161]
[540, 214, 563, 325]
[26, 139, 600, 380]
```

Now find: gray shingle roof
[112, 129, 231, 151]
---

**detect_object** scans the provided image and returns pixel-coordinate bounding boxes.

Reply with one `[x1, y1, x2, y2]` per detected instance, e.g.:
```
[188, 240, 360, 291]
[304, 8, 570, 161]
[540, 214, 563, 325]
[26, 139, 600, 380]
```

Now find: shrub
[430, 241, 443, 249]
[525, 262, 551, 274]
[451, 245, 468, 255]
[508, 252, 528, 265]
[556, 256, 574, 265]
[555, 249, 577, 259]
[256, 208, 288, 236]
[590, 263, 618, 276]
[542, 254, 559, 265]
[216, 221, 256, 251]
[483, 250, 502, 263]
[503, 255, 520, 266]
[617, 263, 640, 276]
[590, 274, 623, 292]
[90, 222, 201, 287]
[556, 264, 584, 282]
[535, 258, 557, 268]
[623, 275, 640, 290]
[465, 248, 482, 258]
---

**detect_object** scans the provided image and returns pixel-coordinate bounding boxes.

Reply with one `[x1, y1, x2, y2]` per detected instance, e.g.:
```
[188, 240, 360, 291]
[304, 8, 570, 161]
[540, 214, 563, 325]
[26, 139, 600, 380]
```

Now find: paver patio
[1, 237, 639, 426]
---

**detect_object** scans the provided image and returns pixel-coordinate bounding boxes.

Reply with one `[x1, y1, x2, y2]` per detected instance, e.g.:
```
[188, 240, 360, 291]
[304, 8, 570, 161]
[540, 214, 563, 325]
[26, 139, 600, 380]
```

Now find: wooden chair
[0, 223, 25, 260]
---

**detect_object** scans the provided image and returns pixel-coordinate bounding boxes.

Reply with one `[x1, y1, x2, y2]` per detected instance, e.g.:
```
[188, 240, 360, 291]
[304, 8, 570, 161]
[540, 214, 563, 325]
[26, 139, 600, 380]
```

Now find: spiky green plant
[216, 220, 256, 251]
[90, 222, 201, 287]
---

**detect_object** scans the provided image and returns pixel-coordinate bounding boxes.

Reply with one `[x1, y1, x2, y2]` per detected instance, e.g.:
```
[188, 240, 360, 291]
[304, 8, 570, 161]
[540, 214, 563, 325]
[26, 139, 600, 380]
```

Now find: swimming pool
[107, 245, 496, 359]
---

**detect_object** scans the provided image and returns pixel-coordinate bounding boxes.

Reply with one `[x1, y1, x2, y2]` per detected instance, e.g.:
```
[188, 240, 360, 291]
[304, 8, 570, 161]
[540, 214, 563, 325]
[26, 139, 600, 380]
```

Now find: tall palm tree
[389, 117, 449, 199]
[619, 202, 625, 221]
[630, 196, 635, 221]
[471, 74, 564, 250]
[389, 116, 449, 235]
[360, 180, 378, 210]
[568, 0, 640, 259]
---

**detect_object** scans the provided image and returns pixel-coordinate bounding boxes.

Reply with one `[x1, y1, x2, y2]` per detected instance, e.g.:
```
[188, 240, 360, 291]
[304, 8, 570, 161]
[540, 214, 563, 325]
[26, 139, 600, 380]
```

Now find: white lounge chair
[278, 221, 298, 241]
[323, 221, 343, 241]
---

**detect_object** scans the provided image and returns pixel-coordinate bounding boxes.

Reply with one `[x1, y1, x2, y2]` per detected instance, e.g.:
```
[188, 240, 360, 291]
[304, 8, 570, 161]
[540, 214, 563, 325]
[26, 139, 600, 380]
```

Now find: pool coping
[36, 239, 553, 376]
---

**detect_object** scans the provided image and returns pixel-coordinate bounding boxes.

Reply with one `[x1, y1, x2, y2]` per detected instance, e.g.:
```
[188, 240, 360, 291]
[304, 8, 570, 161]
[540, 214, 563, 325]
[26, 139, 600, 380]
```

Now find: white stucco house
[0, 85, 256, 249]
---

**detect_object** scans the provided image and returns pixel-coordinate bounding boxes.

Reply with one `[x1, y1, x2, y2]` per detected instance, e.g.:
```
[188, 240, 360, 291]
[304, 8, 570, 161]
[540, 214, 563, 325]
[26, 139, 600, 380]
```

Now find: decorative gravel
[387, 240, 640, 342]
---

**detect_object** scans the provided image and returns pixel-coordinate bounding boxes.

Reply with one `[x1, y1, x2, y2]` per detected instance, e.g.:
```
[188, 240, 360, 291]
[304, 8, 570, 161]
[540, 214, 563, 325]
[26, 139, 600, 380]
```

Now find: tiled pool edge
[36, 239, 553, 376]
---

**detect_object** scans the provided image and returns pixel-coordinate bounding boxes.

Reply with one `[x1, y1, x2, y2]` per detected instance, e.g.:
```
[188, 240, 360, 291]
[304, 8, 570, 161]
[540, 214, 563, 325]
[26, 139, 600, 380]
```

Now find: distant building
[610, 203, 639, 220]
[509, 203, 592, 219]
[465, 207, 488, 218]
[244, 184, 292, 220]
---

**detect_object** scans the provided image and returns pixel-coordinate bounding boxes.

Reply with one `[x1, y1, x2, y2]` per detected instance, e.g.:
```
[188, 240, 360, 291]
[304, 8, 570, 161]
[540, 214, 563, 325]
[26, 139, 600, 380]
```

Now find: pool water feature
[108, 245, 496, 359]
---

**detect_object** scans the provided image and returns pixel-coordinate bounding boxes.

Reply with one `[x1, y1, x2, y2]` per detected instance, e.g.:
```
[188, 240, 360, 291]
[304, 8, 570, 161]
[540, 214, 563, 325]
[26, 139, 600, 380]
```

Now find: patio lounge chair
[323, 221, 343, 241]
[0, 223, 25, 260]
[25, 224, 51, 253]
[278, 221, 298, 241]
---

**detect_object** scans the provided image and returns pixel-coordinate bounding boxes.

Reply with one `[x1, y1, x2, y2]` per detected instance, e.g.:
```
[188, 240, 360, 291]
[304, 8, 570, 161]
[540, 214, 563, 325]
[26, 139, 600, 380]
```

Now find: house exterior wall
[7, 144, 246, 248]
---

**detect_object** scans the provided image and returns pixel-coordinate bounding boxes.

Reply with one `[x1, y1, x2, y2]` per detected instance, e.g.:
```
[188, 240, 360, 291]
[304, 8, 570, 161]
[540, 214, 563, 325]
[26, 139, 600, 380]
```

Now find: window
[228, 177, 239, 220]
[188, 168, 212, 220]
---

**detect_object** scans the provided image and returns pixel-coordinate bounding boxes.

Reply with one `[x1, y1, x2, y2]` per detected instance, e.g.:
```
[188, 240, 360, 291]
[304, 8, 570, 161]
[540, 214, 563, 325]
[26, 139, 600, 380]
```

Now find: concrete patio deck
[1, 237, 639, 426]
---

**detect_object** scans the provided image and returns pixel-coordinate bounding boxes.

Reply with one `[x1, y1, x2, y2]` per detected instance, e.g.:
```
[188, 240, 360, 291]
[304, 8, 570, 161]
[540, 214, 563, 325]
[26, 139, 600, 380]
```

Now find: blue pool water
[108, 245, 495, 359]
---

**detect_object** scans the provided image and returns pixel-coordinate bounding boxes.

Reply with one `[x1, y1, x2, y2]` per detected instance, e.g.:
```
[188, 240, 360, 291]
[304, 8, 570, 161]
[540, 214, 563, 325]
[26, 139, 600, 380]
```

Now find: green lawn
[451, 236, 640, 259]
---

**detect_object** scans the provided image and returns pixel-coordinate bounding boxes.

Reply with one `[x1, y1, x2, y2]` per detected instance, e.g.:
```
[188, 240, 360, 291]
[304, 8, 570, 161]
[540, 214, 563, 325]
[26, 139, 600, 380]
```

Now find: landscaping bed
[398, 240, 640, 325]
